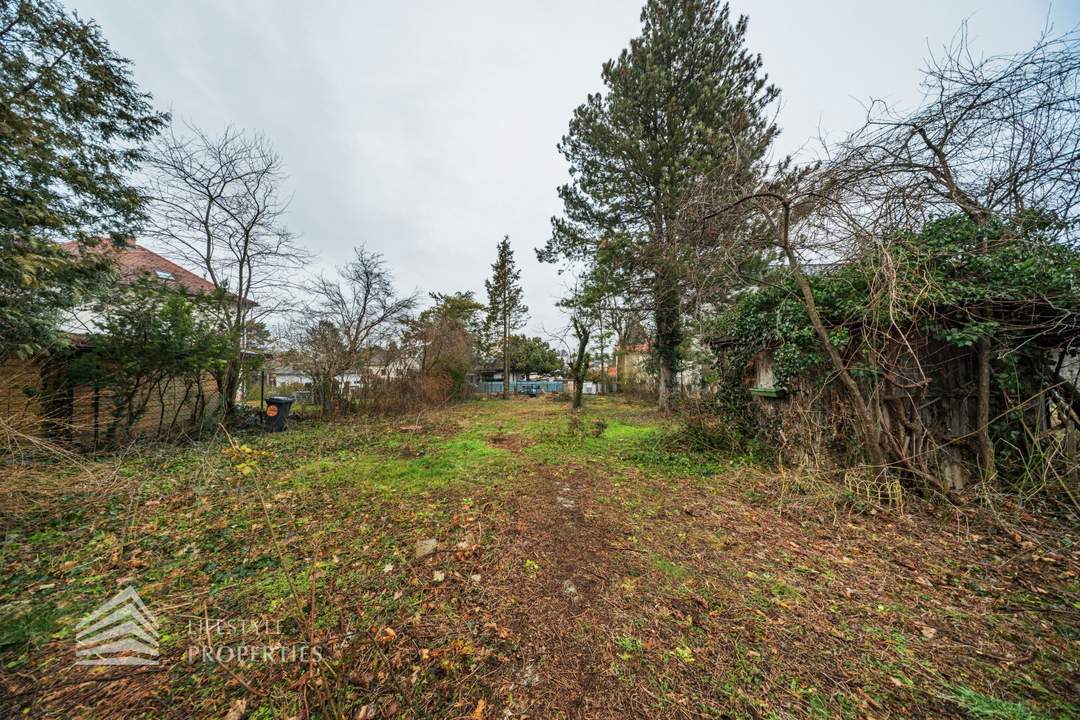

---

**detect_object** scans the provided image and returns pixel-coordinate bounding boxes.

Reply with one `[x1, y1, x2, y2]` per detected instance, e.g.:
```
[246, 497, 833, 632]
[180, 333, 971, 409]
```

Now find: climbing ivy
[713, 212, 1080, 390]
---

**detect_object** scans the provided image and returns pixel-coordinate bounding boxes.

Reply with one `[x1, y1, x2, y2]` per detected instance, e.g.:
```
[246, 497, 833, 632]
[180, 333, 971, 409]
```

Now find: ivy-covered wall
[704, 213, 1080, 493]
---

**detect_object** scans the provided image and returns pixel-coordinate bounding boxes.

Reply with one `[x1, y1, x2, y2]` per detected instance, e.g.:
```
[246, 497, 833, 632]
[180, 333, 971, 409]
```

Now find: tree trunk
[502, 307, 510, 400]
[976, 336, 996, 484]
[571, 317, 590, 410]
[220, 359, 241, 419]
[654, 275, 680, 412]
[572, 378, 585, 410]
[597, 313, 606, 394]
[657, 364, 675, 410]
[778, 202, 886, 470]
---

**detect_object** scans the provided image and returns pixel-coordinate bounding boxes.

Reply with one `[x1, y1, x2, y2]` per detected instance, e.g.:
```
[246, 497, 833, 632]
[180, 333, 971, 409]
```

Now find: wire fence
[474, 381, 564, 395]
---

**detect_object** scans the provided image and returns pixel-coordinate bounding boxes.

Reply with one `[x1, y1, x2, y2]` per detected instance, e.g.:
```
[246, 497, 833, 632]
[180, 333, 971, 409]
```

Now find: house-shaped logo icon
[75, 586, 160, 666]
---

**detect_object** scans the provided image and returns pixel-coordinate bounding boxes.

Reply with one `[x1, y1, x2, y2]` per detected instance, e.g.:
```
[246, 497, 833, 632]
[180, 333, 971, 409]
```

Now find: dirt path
[482, 463, 624, 717]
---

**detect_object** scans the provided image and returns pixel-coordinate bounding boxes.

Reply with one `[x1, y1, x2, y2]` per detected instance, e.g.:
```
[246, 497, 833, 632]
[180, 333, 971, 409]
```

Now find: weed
[615, 635, 643, 656]
[946, 685, 1050, 720]
[0, 602, 58, 654]
[672, 644, 695, 663]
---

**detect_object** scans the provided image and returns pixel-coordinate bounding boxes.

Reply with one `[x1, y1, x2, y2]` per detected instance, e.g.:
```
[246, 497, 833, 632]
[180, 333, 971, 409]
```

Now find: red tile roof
[61, 240, 218, 295]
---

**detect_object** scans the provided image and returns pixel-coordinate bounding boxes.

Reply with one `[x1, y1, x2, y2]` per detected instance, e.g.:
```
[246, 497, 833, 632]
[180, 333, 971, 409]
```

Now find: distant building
[615, 342, 651, 385]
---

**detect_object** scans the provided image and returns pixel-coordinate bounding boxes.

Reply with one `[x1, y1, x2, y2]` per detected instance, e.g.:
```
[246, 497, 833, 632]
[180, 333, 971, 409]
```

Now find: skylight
[154, 269, 175, 280]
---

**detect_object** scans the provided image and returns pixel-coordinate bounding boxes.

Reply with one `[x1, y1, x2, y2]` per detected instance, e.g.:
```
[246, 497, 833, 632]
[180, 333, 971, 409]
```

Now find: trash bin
[264, 396, 294, 432]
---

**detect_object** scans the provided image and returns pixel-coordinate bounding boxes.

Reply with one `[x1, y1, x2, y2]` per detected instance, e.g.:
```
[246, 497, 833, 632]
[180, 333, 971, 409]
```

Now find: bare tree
[703, 28, 1080, 485]
[831, 27, 1079, 233]
[826, 28, 1080, 482]
[552, 277, 606, 410]
[288, 246, 416, 415]
[144, 124, 309, 415]
[402, 292, 485, 398]
[547, 314, 593, 412]
[568, 316, 592, 410]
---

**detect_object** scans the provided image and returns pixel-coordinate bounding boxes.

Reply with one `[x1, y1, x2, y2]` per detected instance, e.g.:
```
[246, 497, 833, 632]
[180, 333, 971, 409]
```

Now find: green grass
[652, 555, 691, 581]
[946, 685, 1051, 720]
[2, 395, 1076, 719]
[0, 602, 59, 656]
[288, 435, 509, 494]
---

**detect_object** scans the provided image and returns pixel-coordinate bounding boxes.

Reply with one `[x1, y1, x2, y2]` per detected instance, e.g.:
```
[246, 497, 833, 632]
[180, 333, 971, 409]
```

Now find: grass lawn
[1, 396, 1077, 718]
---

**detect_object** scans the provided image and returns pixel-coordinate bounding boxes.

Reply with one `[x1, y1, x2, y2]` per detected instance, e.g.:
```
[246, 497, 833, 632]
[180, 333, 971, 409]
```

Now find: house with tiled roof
[1, 241, 230, 446]
[57, 240, 249, 338]
[62, 240, 218, 292]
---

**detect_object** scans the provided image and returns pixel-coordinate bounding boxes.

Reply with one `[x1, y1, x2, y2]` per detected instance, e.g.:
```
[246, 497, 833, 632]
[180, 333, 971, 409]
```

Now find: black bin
[264, 396, 294, 432]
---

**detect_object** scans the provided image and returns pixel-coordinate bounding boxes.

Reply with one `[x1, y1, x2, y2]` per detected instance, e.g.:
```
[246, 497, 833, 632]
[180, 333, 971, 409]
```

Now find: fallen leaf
[415, 538, 437, 558]
[224, 698, 248, 720]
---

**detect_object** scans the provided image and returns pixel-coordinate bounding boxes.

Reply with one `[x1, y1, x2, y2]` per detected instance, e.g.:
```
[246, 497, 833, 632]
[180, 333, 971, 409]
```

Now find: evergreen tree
[538, 0, 778, 409]
[506, 335, 562, 380]
[484, 235, 528, 399]
[1, 0, 167, 357]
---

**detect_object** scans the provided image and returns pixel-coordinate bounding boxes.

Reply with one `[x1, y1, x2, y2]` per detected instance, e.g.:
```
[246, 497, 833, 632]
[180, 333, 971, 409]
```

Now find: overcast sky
[73, 1, 1079, 335]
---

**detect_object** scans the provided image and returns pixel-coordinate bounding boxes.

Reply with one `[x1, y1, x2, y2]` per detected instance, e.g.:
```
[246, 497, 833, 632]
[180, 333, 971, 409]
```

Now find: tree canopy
[0, 0, 167, 357]
[540, 0, 779, 408]
[507, 335, 562, 378]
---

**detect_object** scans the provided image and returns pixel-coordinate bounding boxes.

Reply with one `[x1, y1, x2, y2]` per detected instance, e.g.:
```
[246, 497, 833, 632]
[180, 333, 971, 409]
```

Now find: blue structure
[475, 380, 564, 395]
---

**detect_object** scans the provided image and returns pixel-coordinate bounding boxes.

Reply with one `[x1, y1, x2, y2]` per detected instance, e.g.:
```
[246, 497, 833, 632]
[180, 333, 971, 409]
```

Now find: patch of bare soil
[477, 464, 629, 718]
[487, 434, 535, 453]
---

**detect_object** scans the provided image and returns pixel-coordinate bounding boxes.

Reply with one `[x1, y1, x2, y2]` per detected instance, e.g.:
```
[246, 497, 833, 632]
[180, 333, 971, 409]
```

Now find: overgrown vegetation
[66, 280, 236, 442]
[705, 213, 1080, 508]
[1, 397, 1075, 718]
[3, 0, 1079, 716]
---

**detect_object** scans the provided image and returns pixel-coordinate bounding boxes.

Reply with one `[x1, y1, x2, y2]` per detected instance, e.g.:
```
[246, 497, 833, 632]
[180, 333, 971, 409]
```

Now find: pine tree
[538, 0, 778, 409]
[484, 236, 528, 399]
